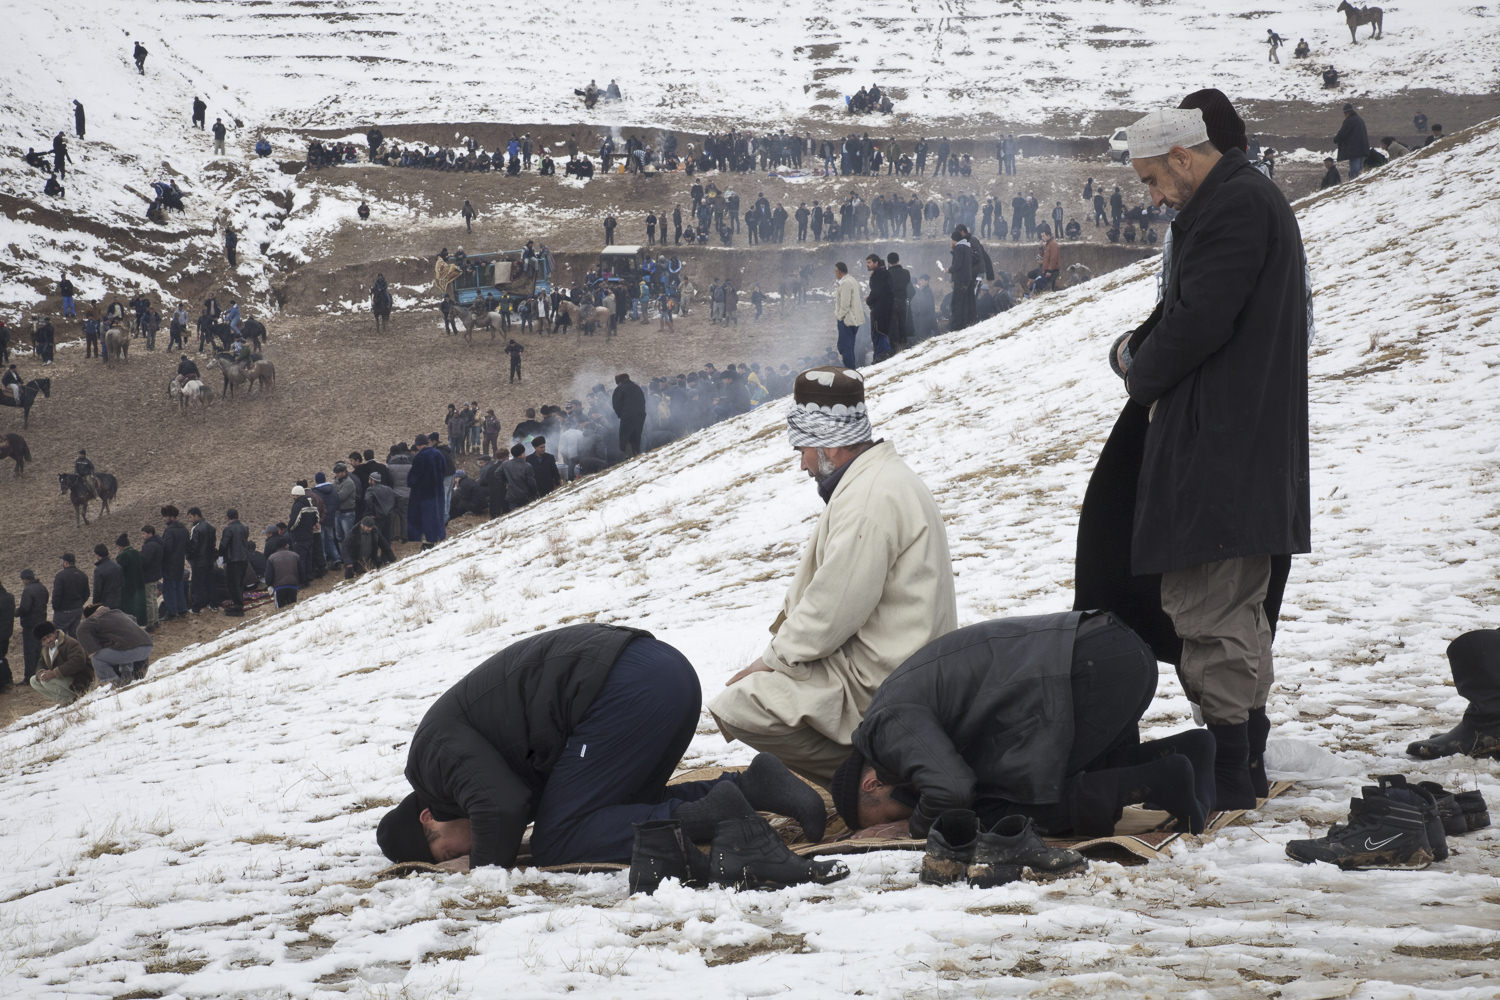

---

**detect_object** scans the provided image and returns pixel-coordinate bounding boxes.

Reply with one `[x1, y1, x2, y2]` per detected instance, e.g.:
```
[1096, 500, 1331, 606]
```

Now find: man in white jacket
[832, 262, 866, 368]
[709, 366, 957, 787]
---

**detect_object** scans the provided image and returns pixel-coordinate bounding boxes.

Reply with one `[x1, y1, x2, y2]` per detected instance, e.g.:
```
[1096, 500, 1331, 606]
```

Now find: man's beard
[807, 449, 838, 483]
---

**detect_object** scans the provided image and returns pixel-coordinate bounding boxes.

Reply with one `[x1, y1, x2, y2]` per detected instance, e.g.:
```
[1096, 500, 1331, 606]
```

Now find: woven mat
[373, 768, 1292, 879]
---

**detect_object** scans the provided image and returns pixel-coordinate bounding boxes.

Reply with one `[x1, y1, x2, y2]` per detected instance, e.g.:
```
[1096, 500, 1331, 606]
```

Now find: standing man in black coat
[1333, 102, 1369, 180]
[52, 133, 72, 179]
[218, 509, 250, 617]
[185, 507, 217, 613]
[863, 254, 894, 361]
[140, 526, 164, 630]
[159, 505, 190, 620]
[91, 544, 123, 610]
[528, 436, 562, 496]
[0, 580, 14, 691]
[885, 252, 912, 350]
[612, 373, 646, 458]
[133, 40, 148, 74]
[376, 624, 830, 874]
[192, 96, 207, 129]
[140, 525, 164, 629]
[51, 553, 91, 637]
[17, 569, 49, 683]
[948, 228, 976, 331]
[1099, 106, 1309, 809]
[830, 613, 1211, 838]
[73, 100, 85, 139]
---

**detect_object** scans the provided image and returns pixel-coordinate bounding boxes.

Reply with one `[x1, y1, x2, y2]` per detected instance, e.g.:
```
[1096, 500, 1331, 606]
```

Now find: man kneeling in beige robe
[709, 366, 957, 788]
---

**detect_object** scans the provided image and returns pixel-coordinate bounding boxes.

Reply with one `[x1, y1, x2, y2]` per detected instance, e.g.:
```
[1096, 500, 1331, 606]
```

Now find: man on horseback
[3, 364, 21, 405]
[177, 354, 200, 380]
[74, 449, 99, 496]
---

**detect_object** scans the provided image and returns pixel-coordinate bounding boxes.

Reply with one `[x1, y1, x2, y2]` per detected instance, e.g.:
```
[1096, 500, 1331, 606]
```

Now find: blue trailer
[445, 249, 550, 308]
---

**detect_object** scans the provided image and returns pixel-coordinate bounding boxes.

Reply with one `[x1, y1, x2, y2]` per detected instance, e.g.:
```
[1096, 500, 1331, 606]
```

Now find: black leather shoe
[709, 815, 848, 890]
[970, 815, 1087, 888]
[919, 809, 978, 886]
[1406, 720, 1500, 760]
[629, 819, 707, 894]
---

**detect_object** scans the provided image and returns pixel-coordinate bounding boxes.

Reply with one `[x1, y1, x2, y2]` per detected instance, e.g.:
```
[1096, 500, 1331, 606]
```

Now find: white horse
[169, 375, 215, 410]
[459, 306, 501, 344]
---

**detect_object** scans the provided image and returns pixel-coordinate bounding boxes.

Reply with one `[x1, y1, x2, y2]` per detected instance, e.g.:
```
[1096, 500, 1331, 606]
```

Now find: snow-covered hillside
[3, 116, 1498, 998]
[10, 0, 1498, 133]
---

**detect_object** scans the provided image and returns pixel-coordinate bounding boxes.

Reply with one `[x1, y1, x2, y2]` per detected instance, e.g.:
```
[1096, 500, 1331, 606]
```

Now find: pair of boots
[1286, 774, 1490, 870]
[1066, 730, 1216, 836]
[920, 810, 1086, 888]
[629, 815, 849, 894]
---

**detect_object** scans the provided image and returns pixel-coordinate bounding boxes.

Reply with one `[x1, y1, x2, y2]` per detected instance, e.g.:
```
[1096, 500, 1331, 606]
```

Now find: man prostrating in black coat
[830, 613, 1214, 857]
[377, 624, 846, 892]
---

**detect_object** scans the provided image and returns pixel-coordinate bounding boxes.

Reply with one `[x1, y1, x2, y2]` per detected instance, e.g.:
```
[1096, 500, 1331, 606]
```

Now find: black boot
[1247, 707, 1271, 799]
[919, 809, 978, 885]
[709, 815, 849, 890]
[1207, 722, 1257, 811]
[629, 819, 708, 894]
[1069, 755, 1207, 835]
[1406, 719, 1500, 760]
[969, 815, 1086, 888]
[673, 782, 756, 842]
[739, 753, 827, 842]
[1135, 729, 1218, 815]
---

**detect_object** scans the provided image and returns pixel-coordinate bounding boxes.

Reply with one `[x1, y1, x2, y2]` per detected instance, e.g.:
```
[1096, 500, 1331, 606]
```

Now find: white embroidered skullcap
[1127, 108, 1210, 159]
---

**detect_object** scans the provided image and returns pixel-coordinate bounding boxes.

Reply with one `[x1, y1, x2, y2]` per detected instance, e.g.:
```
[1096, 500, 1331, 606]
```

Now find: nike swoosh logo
[1363, 834, 1402, 851]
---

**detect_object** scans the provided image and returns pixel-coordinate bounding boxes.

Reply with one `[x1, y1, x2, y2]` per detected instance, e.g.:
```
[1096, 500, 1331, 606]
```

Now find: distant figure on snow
[133, 41, 147, 75]
[73, 100, 85, 139]
[1266, 30, 1285, 63]
[192, 96, 207, 129]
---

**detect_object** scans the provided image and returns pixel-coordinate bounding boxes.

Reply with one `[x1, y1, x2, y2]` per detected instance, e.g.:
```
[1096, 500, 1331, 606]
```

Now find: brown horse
[0, 432, 30, 476]
[1337, 2, 1383, 43]
[58, 471, 118, 525]
[249, 359, 275, 393]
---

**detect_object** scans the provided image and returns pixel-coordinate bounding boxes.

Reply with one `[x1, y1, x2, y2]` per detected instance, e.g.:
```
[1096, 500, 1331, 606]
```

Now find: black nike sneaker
[1285, 787, 1435, 870]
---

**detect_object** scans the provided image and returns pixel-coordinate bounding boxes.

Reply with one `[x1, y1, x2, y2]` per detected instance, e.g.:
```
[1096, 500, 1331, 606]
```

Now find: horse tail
[20, 439, 31, 462]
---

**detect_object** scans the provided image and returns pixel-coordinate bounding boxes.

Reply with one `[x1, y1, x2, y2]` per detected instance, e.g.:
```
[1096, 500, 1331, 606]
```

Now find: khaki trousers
[1160, 555, 1273, 726]
[712, 716, 851, 791]
[30, 673, 79, 706]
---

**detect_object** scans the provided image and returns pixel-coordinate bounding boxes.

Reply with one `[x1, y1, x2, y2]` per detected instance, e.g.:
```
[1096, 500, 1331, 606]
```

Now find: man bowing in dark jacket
[377, 624, 831, 875]
[830, 612, 1213, 838]
[1102, 106, 1309, 810]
